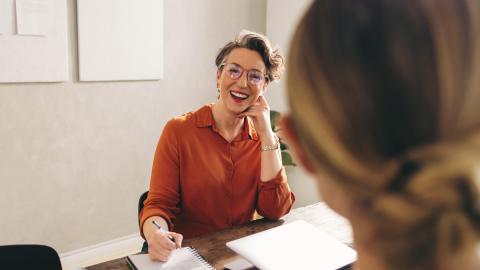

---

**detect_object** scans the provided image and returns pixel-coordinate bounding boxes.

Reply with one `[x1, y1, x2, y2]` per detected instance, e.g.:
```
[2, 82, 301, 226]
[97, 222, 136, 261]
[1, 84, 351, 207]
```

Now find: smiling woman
[138, 30, 295, 263]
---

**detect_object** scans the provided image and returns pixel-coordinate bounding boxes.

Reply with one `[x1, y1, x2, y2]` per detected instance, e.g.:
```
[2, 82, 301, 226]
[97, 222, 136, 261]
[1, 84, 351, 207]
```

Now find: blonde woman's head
[285, 0, 480, 269]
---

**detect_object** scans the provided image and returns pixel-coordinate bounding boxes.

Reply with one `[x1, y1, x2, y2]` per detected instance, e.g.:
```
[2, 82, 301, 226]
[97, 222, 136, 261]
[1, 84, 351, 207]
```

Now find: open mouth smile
[230, 90, 250, 102]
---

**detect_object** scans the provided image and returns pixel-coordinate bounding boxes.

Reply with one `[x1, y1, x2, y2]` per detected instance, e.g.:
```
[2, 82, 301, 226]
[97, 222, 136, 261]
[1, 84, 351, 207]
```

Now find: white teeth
[231, 91, 248, 99]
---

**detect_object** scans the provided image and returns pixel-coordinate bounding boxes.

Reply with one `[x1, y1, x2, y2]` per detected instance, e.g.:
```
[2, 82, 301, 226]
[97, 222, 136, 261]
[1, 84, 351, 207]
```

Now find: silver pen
[152, 220, 175, 243]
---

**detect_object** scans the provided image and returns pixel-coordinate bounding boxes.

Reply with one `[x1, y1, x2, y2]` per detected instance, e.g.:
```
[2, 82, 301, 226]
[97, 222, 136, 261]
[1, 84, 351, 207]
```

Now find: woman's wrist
[259, 131, 276, 144]
[260, 132, 279, 151]
[144, 216, 169, 240]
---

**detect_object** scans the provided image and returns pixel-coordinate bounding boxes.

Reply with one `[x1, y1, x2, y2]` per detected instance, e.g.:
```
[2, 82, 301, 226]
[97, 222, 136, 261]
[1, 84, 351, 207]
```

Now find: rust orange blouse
[140, 104, 295, 239]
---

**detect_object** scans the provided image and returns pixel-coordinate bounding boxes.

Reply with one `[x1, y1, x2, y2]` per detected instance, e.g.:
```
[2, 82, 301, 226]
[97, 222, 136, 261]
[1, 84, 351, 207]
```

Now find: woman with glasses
[283, 0, 480, 269]
[140, 30, 295, 262]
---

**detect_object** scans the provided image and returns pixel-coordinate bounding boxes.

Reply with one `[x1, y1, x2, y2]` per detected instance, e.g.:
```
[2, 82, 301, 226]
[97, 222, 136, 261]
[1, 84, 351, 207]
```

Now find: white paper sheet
[0, 0, 15, 34]
[16, 0, 51, 36]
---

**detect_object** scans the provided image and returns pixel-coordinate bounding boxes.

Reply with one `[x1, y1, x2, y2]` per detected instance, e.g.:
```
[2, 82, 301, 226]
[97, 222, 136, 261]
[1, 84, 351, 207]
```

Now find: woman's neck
[350, 217, 389, 270]
[211, 102, 245, 142]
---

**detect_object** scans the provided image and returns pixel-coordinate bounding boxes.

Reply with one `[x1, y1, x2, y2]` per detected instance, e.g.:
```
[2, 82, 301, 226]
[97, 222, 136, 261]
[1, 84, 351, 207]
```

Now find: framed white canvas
[77, 0, 163, 81]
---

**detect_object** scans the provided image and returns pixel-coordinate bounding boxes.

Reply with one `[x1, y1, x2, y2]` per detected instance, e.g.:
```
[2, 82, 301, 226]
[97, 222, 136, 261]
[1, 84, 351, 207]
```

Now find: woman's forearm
[260, 132, 283, 182]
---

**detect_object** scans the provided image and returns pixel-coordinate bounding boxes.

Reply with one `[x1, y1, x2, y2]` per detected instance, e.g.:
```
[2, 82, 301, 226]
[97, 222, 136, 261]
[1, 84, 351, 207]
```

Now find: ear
[263, 81, 270, 92]
[280, 116, 316, 174]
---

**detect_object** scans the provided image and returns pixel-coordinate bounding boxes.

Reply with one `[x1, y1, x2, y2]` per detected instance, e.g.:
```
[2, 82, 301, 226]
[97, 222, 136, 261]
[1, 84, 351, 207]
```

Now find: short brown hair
[215, 30, 284, 82]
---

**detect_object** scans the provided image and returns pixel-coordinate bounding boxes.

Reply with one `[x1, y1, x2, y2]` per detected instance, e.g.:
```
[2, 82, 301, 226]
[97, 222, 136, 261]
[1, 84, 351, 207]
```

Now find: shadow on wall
[286, 166, 321, 208]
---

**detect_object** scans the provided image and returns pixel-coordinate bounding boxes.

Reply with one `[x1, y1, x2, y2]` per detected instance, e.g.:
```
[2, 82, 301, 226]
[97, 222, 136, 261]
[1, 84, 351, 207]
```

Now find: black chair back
[0, 244, 62, 270]
[138, 191, 149, 253]
[138, 191, 149, 228]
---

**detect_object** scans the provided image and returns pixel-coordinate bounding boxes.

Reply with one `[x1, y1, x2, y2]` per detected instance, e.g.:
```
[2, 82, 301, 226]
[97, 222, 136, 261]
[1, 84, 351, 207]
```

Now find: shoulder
[162, 115, 192, 137]
[163, 104, 212, 133]
[167, 113, 193, 128]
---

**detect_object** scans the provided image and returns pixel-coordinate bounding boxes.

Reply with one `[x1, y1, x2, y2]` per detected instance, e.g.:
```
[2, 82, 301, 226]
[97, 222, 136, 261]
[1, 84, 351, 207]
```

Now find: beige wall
[0, 0, 267, 253]
[266, 0, 320, 207]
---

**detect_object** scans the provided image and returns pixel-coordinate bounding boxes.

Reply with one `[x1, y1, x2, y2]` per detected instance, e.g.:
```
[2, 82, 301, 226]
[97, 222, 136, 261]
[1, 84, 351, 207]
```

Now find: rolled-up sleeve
[139, 120, 181, 238]
[256, 167, 295, 220]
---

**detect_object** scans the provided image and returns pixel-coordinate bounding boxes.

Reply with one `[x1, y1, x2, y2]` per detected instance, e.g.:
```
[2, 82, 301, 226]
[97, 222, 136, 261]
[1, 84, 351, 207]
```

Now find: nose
[237, 72, 248, 88]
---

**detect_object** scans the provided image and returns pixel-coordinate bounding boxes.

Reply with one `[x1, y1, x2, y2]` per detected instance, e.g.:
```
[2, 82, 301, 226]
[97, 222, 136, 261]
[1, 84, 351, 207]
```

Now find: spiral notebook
[127, 247, 214, 270]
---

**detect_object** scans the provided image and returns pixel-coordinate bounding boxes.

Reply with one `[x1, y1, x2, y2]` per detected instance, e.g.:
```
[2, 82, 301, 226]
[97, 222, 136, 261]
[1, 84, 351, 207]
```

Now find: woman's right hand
[146, 229, 183, 261]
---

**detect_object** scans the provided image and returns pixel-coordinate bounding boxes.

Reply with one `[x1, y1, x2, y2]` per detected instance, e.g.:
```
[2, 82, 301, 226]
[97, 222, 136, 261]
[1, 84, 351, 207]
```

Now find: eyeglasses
[219, 62, 267, 86]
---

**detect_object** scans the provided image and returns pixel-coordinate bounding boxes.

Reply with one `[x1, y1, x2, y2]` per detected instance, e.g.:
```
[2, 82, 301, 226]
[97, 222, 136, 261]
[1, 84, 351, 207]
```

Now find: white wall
[0, 0, 321, 254]
[0, 0, 266, 253]
[266, 0, 320, 207]
[266, 0, 312, 112]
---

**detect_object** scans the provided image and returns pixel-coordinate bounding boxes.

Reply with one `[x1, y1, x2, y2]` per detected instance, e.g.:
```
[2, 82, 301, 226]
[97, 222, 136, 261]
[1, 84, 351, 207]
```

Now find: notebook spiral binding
[189, 247, 215, 270]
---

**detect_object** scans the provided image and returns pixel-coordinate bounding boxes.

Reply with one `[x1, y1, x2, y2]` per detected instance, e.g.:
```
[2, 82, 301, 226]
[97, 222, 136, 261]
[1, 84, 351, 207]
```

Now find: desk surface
[86, 202, 353, 270]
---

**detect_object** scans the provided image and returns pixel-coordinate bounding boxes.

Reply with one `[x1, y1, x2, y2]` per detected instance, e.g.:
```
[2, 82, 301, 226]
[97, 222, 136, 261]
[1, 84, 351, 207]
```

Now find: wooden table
[87, 202, 353, 270]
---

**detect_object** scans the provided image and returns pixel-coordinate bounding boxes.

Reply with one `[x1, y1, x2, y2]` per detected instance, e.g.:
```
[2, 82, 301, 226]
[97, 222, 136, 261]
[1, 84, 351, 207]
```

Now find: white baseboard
[60, 233, 144, 270]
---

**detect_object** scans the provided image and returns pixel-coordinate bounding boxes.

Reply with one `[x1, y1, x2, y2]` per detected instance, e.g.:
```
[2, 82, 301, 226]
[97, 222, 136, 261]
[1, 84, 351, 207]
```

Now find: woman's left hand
[240, 95, 274, 139]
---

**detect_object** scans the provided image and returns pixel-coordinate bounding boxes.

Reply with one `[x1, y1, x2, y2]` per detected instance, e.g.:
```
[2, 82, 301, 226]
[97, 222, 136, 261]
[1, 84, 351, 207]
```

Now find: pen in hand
[152, 220, 176, 244]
